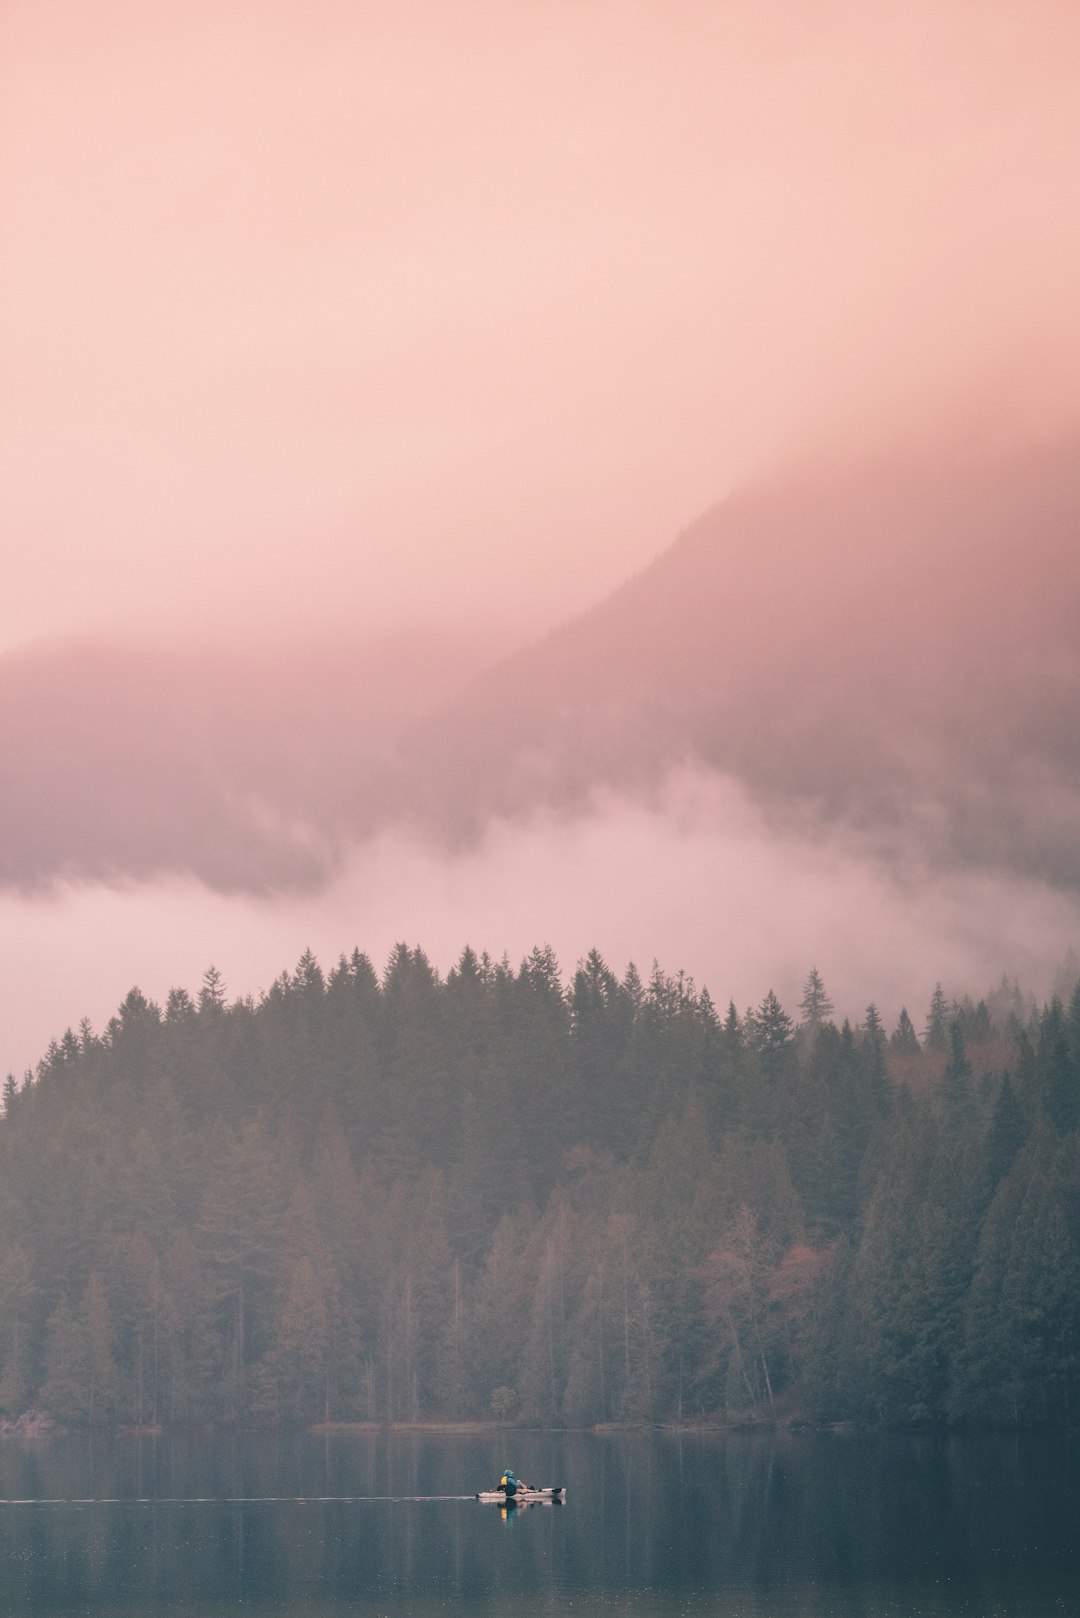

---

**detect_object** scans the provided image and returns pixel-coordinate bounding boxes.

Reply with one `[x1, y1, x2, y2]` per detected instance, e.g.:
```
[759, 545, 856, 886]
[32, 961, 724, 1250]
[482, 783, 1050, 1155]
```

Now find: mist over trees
[1, 946, 1078, 1431]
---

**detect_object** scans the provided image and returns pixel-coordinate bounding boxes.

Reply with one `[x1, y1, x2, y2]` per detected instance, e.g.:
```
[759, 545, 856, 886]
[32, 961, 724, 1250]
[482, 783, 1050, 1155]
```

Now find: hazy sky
[3, 0, 1080, 1071]
[5, 0, 1080, 652]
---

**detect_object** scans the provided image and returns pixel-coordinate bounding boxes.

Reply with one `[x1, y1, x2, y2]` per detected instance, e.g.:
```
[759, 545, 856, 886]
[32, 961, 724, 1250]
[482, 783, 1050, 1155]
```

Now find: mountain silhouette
[403, 441, 1080, 891]
[3, 444, 1078, 897]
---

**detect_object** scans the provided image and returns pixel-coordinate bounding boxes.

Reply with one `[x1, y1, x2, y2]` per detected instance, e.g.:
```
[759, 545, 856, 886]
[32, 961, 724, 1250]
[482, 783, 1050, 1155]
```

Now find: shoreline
[5, 1413, 1055, 1440]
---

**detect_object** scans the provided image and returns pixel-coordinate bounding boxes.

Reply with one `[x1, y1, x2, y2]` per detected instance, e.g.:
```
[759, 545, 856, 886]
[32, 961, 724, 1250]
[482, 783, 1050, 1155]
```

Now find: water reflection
[0, 1429, 1075, 1616]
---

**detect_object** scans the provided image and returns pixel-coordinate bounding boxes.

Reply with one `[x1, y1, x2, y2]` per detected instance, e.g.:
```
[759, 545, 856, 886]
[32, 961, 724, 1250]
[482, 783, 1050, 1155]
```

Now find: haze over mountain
[5, 0, 1080, 1075]
[6, 443, 1078, 904]
[410, 442, 1080, 894]
[0, 630, 501, 895]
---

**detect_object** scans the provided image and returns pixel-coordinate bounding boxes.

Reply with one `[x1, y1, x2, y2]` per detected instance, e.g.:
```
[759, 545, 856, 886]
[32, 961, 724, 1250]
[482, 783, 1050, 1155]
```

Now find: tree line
[0, 945, 1077, 1428]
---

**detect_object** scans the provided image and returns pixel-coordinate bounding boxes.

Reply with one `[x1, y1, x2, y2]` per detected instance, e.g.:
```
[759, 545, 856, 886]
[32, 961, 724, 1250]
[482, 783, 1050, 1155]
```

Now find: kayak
[476, 1488, 564, 1505]
[476, 1486, 565, 1504]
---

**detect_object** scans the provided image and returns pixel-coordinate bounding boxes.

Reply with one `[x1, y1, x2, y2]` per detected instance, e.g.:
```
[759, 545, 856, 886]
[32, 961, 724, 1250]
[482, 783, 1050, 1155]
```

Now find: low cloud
[2, 768, 1076, 1077]
[0, 633, 494, 894]
[3, 445, 1079, 1080]
[407, 442, 1080, 897]
[3, 446, 1080, 909]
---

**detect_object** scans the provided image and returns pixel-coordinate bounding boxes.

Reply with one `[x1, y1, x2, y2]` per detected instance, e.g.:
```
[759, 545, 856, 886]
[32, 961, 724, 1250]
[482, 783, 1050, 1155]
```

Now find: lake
[0, 1428, 1075, 1616]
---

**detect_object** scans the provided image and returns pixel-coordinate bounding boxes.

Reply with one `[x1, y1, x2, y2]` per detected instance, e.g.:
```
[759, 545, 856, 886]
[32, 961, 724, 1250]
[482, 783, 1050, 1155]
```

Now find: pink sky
[4, 0, 1080, 652]
[3, 1, 1080, 1070]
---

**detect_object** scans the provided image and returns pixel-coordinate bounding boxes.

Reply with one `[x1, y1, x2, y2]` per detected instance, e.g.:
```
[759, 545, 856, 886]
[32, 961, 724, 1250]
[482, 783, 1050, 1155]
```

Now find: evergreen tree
[41, 1296, 90, 1422]
[891, 1007, 920, 1054]
[925, 985, 949, 1051]
[273, 1255, 331, 1423]
[754, 990, 795, 1083]
[984, 1073, 1026, 1191]
[941, 1021, 973, 1128]
[954, 1139, 1033, 1424]
[2, 940, 1079, 1430]
[105, 1233, 165, 1425]
[195, 1123, 282, 1421]
[199, 964, 227, 1013]
[799, 968, 834, 1029]
[860, 1004, 891, 1113]
[0, 1241, 36, 1413]
[999, 1126, 1080, 1422]
[1038, 999, 1078, 1134]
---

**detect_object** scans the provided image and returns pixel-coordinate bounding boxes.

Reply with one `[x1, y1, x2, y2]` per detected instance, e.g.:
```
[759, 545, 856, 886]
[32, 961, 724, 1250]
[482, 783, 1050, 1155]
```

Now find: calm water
[0, 1428, 1075, 1617]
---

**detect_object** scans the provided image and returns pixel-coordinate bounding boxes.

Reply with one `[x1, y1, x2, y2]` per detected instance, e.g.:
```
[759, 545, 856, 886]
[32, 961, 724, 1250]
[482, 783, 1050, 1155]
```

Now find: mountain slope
[406, 442, 1080, 890]
[4, 444, 1077, 898]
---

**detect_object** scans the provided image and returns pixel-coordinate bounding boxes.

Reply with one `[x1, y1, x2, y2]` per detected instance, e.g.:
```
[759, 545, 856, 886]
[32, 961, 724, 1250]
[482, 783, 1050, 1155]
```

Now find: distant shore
[0, 1412, 869, 1440]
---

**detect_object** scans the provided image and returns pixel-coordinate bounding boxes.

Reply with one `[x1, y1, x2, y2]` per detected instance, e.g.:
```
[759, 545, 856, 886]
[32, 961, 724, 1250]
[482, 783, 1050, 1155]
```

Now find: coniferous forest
[1, 945, 1078, 1432]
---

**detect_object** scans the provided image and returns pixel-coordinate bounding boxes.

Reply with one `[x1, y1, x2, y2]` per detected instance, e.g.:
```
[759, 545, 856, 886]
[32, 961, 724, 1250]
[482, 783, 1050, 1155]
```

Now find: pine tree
[954, 1142, 1032, 1423]
[984, 1073, 1026, 1190]
[5, 931, 1080, 1431]
[0, 1241, 36, 1413]
[1000, 1127, 1080, 1423]
[754, 990, 795, 1084]
[273, 1255, 330, 1423]
[941, 1021, 973, 1128]
[105, 1233, 165, 1425]
[41, 1297, 90, 1422]
[925, 985, 949, 1051]
[799, 968, 834, 1029]
[195, 1123, 282, 1421]
[199, 964, 227, 1012]
[861, 1004, 891, 1112]
[1038, 999, 1078, 1134]
[890, 1008, 920, 1054]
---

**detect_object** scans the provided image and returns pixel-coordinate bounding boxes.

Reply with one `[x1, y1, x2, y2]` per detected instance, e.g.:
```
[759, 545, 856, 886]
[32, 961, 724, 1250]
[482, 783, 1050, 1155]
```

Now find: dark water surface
[0, 1429, 1075, 1616]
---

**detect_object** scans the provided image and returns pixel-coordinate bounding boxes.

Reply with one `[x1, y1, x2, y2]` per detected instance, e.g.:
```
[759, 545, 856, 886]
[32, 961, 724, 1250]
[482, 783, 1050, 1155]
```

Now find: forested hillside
[1, 946, 1078, 1430]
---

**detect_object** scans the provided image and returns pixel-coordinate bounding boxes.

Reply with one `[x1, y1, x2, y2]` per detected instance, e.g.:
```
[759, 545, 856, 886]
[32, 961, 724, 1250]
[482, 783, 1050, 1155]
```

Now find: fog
[4, 445, 1077, 899]
[0, 633, 498, 893]
[4, 1, 1080, 651]
[3, 769, 1076, 1079]
[4, 1, 1080, 1071]
[3, 438, 1080, 1073]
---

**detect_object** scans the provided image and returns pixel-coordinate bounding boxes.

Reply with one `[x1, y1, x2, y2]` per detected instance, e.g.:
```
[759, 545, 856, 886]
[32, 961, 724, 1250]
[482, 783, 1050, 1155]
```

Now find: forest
[0, 944, 1077, 1431]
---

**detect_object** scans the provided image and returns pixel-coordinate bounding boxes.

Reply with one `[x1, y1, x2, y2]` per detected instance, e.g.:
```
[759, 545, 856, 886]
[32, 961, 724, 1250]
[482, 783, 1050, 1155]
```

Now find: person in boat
[499, 1469, 519, 1497]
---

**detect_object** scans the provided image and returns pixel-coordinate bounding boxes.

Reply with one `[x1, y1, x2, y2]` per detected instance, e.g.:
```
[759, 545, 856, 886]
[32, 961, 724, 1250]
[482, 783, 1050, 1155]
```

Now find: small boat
[476, 1486, 565, 1504]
